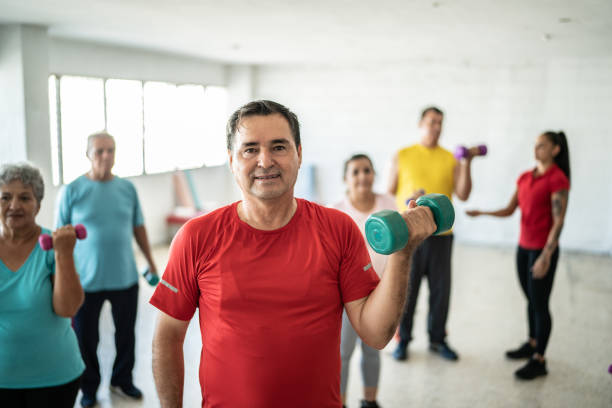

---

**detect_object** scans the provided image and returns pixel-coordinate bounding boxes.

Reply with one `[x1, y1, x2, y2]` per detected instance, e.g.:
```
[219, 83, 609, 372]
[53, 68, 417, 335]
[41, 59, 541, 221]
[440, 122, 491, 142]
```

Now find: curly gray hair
[0, 162, 45, 204]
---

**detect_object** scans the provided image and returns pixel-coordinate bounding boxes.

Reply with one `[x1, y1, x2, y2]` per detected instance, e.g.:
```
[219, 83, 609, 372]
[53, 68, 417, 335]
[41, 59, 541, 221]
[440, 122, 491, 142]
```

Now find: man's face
[229, 114, 302, 201]
[88, 136, 115, 175]
[419, 111, 443, 147]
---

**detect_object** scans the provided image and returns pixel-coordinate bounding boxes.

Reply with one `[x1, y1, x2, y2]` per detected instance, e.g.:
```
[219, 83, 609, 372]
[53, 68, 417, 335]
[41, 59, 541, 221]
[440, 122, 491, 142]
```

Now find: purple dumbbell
[405, 189, 426, 205]
[609, 364, 612, 374]
[454, 145, 487, 160]
[39, 224, 87, 251]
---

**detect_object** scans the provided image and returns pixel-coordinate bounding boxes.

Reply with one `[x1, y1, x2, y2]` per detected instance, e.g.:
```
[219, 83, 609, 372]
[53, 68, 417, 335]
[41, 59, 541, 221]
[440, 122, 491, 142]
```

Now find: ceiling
[1, 0, 611, 64]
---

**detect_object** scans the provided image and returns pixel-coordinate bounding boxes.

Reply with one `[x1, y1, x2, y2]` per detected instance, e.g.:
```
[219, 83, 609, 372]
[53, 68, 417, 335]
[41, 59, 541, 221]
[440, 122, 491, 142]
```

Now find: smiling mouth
[253, 174, 281, 180]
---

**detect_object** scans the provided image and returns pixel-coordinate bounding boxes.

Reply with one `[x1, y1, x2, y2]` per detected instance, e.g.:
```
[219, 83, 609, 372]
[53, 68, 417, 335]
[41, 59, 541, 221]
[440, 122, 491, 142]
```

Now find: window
[48, 75, 229, 185]
[106, 79, 144, 178]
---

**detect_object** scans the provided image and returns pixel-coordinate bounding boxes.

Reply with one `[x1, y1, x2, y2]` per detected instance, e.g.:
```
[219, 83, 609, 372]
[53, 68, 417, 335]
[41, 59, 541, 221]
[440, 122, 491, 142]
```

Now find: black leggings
[516, 246, 559, 356]
[0, 376, 80, 408]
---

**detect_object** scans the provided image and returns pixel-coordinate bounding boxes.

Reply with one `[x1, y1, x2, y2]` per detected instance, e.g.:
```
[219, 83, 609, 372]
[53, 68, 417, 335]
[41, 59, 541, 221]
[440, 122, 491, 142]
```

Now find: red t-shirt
[517, 164, 570, 249]
[150, 199, 380, 408]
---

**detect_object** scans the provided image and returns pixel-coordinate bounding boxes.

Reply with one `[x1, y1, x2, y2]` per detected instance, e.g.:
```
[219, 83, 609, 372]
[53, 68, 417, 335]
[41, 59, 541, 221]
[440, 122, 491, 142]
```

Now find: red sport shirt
[150, 199, 380, 408]
[517, 164, 570, 249]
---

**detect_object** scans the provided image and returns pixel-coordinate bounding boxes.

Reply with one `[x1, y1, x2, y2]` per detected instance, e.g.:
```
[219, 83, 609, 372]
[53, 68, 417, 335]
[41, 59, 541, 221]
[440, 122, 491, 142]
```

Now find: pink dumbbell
[454, 145, 487, 160]
[39, 224, 87, 251]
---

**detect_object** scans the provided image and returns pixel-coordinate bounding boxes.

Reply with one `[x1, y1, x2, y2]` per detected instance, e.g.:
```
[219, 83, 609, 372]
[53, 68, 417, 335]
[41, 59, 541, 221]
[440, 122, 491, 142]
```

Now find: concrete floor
[75, 244, 612, 408]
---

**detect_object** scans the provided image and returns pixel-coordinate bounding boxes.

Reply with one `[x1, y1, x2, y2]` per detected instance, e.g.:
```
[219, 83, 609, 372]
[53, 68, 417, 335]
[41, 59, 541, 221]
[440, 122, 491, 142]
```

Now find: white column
[0, 24, 54, 225]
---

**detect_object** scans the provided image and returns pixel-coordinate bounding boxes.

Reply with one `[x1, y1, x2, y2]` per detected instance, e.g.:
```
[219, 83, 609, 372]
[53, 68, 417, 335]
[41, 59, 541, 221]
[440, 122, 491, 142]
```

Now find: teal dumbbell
[141, 266, 159, 286]
[365, 194, 455, 255]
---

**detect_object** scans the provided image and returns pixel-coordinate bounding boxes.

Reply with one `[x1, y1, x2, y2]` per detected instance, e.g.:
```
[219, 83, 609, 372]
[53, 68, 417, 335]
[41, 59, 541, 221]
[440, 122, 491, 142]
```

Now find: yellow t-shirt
[395, 144, 457, 213]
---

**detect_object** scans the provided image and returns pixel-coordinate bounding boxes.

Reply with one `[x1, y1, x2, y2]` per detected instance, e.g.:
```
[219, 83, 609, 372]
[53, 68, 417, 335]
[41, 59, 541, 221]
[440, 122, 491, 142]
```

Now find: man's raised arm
[344, 201, 436, 349]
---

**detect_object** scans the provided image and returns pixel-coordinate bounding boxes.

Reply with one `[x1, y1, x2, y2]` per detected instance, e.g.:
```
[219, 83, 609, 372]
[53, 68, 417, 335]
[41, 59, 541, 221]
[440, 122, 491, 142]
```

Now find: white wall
[0, 25, 28, 164]
[255, 58, 612, 253]
[49, 38, 226, 85]
[0, 25, 56, 225]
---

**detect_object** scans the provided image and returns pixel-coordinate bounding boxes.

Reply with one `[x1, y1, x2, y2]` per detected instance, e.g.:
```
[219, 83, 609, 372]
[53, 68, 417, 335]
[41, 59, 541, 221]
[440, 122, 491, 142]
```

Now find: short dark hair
[226, 100, 301, 151]
[420, 106, 444, 120]
[343, 154, 375, 179]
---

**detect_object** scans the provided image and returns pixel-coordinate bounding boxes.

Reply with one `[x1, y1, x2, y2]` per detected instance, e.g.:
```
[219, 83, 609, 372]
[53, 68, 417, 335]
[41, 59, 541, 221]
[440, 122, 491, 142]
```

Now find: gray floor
[76, 244, 612, 407]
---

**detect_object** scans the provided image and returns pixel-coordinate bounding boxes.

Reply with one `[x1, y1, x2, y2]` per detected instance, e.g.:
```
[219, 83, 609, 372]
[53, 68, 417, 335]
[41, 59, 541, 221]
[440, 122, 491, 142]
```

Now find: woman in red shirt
[466, 131, 570, 380]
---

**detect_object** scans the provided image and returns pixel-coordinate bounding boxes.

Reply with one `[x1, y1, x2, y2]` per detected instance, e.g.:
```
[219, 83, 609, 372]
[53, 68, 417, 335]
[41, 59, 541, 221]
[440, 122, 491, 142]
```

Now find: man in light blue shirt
[56, 132, 158, 408]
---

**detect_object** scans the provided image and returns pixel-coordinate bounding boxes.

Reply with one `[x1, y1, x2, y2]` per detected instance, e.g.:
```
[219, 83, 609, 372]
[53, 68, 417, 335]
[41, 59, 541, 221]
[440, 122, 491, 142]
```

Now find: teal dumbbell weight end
[365, 193, 455, 255]
[364, 210, 410, 255]
[416, 194, 455, 236]
[141, 266, 159, 286]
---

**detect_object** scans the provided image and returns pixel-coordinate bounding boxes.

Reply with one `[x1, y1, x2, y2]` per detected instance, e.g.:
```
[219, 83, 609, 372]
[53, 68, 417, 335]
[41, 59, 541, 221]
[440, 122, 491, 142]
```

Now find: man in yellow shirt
[387, 106, 475, 361]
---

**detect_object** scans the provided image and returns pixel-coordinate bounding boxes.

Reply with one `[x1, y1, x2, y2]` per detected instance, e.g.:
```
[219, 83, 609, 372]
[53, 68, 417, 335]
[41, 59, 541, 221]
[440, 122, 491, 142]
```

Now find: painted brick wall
[255, 58, 612, 253]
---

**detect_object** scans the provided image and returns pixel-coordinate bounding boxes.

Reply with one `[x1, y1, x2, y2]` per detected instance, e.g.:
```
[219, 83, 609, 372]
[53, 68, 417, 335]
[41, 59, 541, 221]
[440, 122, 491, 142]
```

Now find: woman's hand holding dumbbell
[51, 226, 79, 254]
[39, 224, 87, 251]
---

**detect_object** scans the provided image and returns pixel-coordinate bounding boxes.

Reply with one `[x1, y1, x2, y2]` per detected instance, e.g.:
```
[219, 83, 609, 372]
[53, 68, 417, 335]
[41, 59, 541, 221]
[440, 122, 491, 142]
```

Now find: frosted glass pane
[59, 76, 105, 183]
[202, 86, 229, 167]
[106, 79, 144, 177]
[143, 81, 178, 174]
[174, 84, 206, 169]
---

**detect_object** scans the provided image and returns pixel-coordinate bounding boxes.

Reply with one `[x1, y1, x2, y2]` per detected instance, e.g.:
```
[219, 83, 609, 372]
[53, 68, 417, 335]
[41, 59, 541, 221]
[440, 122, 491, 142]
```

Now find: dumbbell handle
[455, 145, 487, 160]
[365, 194, 455, 255]
[39, 224, 87, 251]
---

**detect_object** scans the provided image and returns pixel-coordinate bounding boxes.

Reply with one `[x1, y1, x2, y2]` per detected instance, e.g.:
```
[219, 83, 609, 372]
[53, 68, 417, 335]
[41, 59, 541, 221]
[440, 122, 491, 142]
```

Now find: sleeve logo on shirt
[160, 279, 178, 293]
[363, 263, 372, 272]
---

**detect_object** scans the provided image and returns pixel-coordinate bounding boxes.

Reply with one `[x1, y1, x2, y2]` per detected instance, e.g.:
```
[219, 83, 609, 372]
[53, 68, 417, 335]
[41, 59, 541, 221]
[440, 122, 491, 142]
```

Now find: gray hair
[0, 162, 45, 204]
[87, 131, 115, 156]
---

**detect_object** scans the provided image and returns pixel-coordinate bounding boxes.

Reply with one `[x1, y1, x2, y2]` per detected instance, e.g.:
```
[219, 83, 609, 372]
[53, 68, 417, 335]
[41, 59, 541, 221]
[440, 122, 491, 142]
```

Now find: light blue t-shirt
[0, 229, 85, 388]
[56, 175, 144, 291]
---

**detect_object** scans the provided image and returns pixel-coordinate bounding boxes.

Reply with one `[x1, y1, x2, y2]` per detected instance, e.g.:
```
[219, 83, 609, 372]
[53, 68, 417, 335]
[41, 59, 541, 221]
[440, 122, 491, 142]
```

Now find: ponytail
[543, 131, 571, 181]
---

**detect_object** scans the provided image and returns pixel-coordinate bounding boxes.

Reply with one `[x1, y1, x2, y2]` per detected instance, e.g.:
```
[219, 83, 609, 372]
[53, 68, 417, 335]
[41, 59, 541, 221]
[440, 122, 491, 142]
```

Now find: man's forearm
[355, 251, 413, 349]
[134, 225, 156, 269]
[153, 336, 185, 407]
[455, 161, 473, 201]
[346, 202, 435, 350]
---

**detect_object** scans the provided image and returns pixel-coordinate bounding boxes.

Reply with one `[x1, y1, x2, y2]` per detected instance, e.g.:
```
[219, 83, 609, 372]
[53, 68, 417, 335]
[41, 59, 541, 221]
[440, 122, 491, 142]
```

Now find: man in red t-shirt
[150, 100, 438, 408]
